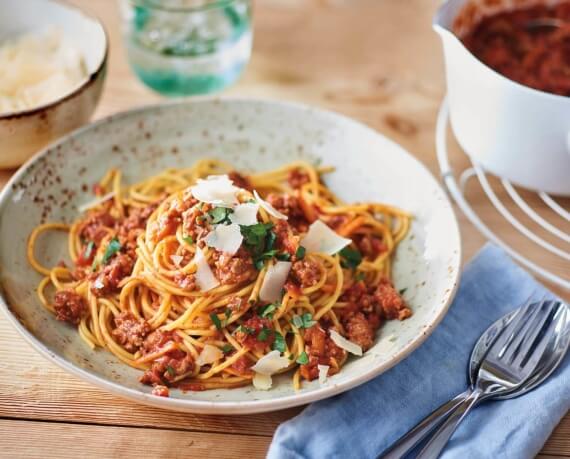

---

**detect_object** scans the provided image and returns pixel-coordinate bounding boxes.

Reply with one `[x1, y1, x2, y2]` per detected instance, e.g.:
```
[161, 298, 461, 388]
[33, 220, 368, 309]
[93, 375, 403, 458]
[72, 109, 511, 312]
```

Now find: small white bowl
[434, 0, 570, 196]
[0, 0, 107, 168]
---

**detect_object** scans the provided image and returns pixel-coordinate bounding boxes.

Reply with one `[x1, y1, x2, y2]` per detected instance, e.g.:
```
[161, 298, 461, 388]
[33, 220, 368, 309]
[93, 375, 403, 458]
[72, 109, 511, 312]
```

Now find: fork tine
[520, 303, 567, 372]
[501, 301, 547, 363]
[511, 301, 557, 367]
[493, 300, 537, 358]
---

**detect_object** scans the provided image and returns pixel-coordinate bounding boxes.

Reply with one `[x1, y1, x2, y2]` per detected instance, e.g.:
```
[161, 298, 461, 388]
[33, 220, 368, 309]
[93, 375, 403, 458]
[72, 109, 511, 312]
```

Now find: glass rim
[127, 0, 244, 13]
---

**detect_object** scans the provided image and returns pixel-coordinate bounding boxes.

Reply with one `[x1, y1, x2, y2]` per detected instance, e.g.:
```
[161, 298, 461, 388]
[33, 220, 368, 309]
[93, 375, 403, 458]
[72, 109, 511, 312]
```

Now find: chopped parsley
[221, 344, 233, 354]
[339, 247, 362, 270]
[272, 332, 286, 353]
[209, 312, 223, 331]
[399, 288, 407, 295]
[101, 238, 121, 265]
[165, 365, 176, 377]
[208, 206, 233, 224]
[296, 351, 309, 365]
[236, 325, 255, 335]
[276, 252, 291, 261]
[291, 313, 316, 329]
[224, 308, 232, 319]
[240, 222, 279, 270]
[259, 303, 278, 319]
[354, 271, 366, 282]
[183, 235, 194, 245]
[295, 246, 306, 260]
[257, 327, 272, 342]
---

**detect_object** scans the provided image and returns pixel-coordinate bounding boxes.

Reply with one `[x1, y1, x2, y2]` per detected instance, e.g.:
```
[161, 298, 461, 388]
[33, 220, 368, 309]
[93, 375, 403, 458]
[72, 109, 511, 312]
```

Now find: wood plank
[0, 419, 270, 459]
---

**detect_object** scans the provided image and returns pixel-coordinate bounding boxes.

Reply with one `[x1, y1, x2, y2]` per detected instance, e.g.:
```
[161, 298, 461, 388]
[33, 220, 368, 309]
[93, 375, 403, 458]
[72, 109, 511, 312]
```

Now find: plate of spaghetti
[0, 99, 460, 413]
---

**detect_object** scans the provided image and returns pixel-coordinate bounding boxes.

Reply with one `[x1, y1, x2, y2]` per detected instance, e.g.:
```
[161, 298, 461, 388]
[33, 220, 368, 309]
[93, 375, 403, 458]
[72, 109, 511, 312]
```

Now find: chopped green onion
[257, 327, 272, 342]
[259, 303, 277, 318]
[272, 332, 286, 353]
[291, 313, 316, 329]
[339, 247, 362, 270]
[221, 344, 233, 354]
[295, 246, 306, 260]
[276, 252, 291, 261]
[165, 365, 176, 377]
[183, 235, 194, 245]
[83, 241, 95, 260]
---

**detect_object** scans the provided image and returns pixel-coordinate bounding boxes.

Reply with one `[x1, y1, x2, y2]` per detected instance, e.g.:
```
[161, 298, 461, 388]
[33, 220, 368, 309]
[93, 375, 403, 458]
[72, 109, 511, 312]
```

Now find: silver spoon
[379, 300, 570, 459]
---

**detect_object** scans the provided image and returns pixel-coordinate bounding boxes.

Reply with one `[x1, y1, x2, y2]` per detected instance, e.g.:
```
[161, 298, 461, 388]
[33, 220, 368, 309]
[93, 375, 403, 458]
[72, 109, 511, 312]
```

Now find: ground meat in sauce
[142, 329, 181, 355]
[151, 385, 170, 397]
[274, 220, 300, 255]
[300, 324, 345, 381]
[111, 312, 151, 353]
[462, 3, 570, 96]
[79, 210, 114, 245]
[344, 312, 375, 350]
[230, 355, 253, 376]
[117, 202, 160, 257]
[212, 247, 255, 285]
[227, 296, 247, 313]
[354, 233, 387, 259]
[53, 290, 87, 325]
[234, 316, 275, 351]
[90, 253, 135, 297]
[140, 351, 194, 386]
[375, 278, 412, 321]
[228, 171, 253, 191]
[266, 193, 309, 231]
[290, 258, 321, 288]
[287, 168, 310, 189]
[182, 204, 211, 241]
[173, 272, 197, 291]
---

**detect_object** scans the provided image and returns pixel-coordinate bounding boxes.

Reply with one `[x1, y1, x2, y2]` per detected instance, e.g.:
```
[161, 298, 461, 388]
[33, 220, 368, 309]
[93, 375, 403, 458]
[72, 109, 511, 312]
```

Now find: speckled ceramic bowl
[0, 99, 461, 414]
[0, 0, 107, 168]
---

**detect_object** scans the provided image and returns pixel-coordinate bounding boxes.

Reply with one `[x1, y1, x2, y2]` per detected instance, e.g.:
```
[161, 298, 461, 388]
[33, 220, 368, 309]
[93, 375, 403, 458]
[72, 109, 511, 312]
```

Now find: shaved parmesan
[300, 220, 351, 255]
[254, 190, 288, 220]
[230, 202, 259, 225]
[251, 350, 290, 375]
[196, 344, 223, 366]
[205, 223, 243, 255]
[170, 254, 183, 266]
[190, 175, 239, 207]
[193, 248, 219, 292]
[318, 364, 330, 385]
[259, 261, 292, 303]
[253, 372, 273, 390]
[78, 191, 115, 213]
[329, 329, 363, 356]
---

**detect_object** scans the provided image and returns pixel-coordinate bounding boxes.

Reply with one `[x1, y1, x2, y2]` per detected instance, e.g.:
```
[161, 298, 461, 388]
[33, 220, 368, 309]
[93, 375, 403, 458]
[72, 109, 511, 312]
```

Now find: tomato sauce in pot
[462, 2, 570, 96]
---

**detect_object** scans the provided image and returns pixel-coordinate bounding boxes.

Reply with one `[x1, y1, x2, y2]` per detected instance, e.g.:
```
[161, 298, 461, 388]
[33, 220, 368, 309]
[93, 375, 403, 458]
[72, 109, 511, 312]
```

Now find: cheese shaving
[318, 364, 330, 385]
[252, 372, 273, 390]
[205, 223, 243, 255]
[190, 175, 239, 207]
[251, 350, 290, 375]
[193, 248, 219, 291]
[300, 220, 351, 255]
[254, 190, 288, 220]
[230, 202, 259, 225]
[196, 344, 223, 366]
[329, 329, 363, 356]
[259, 261, 292, 303]
[170, 254, 183, 266]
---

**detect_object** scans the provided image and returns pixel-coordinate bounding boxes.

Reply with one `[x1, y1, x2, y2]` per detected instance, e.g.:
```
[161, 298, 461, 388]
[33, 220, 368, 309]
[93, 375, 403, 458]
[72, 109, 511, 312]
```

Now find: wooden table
[1, 1, 568, 457]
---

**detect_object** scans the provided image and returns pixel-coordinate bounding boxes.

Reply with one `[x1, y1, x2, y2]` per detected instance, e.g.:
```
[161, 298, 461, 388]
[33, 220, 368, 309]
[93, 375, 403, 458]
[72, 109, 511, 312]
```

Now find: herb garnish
[221, 344, 233, 354]
[295, 246, 306, 260]
[102, 238, 121, 265]
[165, 365, 176, 377]
[276, 252, 291, 261]
[258, 303, 278, 319]
[291, 313, 316, 329]
[257, 327, 272, 342]
[209, 312, 223, 331]
[208, 207, 234, 225]
[399, 288, 407, 295]
[240, 222, 279, 270]
[296, 351, 309, 365]
[339, 247, 362, 270]
[236, 325, 255, 335]
[354, 271, 365, 282]
[83, 241, 95, 260]
[272, 332, 286, 353]
[183, 235, 194, 245]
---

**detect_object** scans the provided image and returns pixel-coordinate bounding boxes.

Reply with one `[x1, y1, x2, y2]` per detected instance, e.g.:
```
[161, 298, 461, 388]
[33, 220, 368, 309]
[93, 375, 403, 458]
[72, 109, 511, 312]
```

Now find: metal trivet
[436, 98, 570, 291]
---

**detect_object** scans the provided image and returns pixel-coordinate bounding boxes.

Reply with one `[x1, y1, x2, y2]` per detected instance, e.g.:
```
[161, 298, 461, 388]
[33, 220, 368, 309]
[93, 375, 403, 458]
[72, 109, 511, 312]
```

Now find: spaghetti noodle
[28, 160, 411, 396]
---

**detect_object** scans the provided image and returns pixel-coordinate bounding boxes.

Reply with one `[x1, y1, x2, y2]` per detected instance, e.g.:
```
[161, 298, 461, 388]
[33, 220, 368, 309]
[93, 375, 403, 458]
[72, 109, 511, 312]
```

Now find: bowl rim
[0, 97, 463, 414]
[0, 0, 109, 121]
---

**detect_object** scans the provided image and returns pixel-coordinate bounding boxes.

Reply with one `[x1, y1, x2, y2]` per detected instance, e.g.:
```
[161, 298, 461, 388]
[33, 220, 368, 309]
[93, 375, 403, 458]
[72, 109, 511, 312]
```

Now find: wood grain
[0, 419, 270, 459]
[0, 0, 568, 457]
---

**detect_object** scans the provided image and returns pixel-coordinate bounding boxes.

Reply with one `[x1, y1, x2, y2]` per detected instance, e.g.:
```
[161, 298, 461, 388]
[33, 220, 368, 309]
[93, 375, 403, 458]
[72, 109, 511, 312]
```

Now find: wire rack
[436, 97, 570, 291]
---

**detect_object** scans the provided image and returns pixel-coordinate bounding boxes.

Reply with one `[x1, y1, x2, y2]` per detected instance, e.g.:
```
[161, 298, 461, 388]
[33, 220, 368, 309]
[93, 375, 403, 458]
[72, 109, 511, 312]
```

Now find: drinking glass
[119, 0, 253, 96]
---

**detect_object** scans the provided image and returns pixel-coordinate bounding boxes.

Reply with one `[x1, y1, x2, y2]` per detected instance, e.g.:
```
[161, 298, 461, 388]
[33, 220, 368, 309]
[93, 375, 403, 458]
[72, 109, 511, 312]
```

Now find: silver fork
[415, 300, 564, 458]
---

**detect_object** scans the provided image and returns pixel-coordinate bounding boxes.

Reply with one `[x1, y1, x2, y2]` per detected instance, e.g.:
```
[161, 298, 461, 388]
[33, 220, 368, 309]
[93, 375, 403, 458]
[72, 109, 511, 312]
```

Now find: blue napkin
[268, 244, 569, 459]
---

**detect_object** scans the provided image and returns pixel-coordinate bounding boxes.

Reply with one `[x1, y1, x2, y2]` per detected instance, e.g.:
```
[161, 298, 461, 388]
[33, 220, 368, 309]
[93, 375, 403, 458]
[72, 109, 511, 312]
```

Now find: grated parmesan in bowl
[0, 27, 88, 115]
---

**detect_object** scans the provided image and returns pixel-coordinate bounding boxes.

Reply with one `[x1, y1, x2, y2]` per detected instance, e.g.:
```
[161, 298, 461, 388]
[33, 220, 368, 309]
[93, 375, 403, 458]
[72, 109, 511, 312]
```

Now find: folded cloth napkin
[268, 244, 569, 459]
